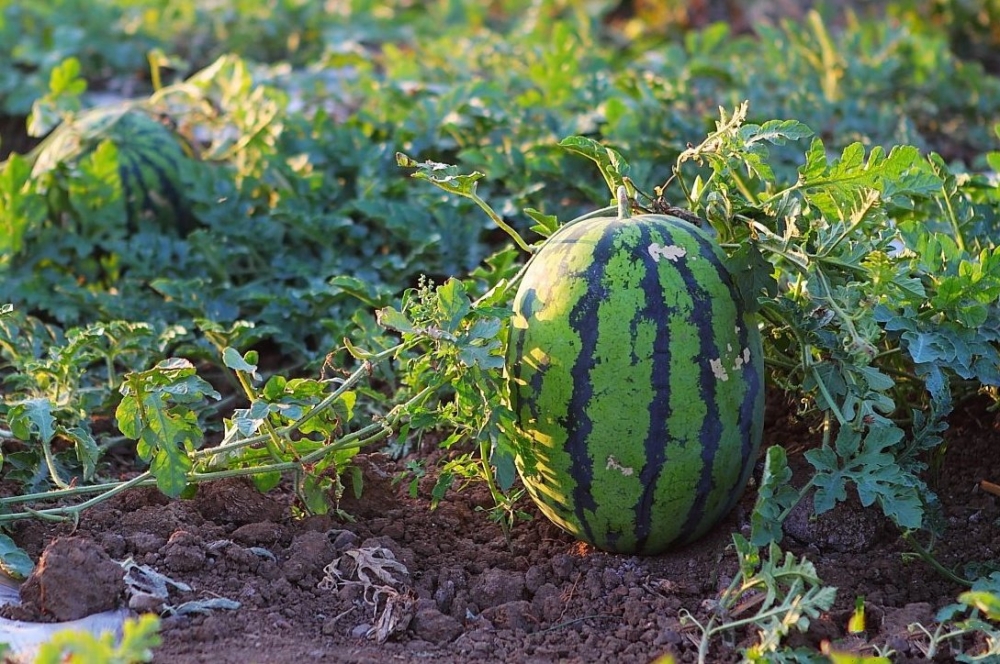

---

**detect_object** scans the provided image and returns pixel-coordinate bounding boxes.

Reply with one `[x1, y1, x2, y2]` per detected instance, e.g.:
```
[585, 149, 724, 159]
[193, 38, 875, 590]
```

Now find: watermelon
[507, 190, 764, 555]
[31, 105, 196, 234]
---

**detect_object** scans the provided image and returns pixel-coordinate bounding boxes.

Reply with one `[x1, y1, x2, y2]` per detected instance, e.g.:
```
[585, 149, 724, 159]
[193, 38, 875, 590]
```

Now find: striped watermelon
[32, 106, 195, 234]
[507, 191, 764, 555]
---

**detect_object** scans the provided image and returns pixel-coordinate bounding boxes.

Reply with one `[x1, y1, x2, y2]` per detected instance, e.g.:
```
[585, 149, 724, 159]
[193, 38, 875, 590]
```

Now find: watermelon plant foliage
[1, 4, 1000, 657]
[549, 105, 999, 547]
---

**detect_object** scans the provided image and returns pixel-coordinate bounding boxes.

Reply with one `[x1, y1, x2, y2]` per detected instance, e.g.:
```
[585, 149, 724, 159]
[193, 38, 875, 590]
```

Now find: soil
[3, 391, 998, 663]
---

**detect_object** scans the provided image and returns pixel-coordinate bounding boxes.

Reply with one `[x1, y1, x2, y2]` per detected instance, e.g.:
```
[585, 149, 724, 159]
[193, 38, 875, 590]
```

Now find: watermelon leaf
[523, 207, 560, 238]
[7, 398, 56, 445]
[223, 346, 260, 380]
[558, 135, 631, 199]
[725, 241, 777, 313]
[27, 57, 87, 137]
[116, 359, 218, 498]
[376, 307, 417, 335]
[0, 533, 34, 580]
[395, 152, 484, 198]
[750, 446, 802, 546]
[0, 154, 48, 254]
[436, 278, 471, 333]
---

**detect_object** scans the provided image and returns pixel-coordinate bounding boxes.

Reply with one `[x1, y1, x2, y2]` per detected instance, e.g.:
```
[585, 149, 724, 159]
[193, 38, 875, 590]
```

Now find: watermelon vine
[399, 100, 1000, 553]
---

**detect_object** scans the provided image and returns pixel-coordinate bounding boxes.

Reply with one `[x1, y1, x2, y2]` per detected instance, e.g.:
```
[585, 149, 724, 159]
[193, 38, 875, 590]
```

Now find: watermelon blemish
[647, 243, 686, 262]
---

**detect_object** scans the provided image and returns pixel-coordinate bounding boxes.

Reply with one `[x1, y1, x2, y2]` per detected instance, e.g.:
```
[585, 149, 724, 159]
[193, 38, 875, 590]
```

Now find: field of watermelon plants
[2, 0, 1000, 661]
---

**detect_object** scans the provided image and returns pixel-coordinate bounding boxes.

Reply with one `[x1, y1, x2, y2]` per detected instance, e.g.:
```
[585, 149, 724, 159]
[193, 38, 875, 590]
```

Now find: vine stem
[468, 194, 534, 254]
[0, 347, 433, 524]
[197, 343, 403, 460]
[938, 181, 967, 253]
[233, 366, 290, 463]
[902, 531, 973, 587]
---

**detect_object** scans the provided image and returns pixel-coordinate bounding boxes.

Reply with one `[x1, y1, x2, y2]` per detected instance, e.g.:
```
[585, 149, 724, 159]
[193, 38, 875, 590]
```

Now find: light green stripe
[583, 223, 650, 549]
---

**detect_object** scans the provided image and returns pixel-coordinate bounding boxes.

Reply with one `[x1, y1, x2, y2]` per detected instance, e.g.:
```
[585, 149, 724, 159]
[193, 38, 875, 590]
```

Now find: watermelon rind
[507, 208, 764, 555]
[31, 105, 195, 234]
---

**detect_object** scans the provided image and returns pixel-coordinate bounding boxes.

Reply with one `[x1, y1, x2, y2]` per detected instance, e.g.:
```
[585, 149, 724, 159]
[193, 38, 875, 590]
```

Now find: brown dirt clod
[16, 536, 125, 622]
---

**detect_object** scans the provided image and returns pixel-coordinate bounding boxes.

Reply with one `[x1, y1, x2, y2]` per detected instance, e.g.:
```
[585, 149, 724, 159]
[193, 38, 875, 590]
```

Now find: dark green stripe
[734, 321, 762, 485]
[114, 126, 172, 146]
[119, 150, 187, 231]
[508, 293, 536, 424]
[116, 152, 143, 228]
[676, 221, 763, 525]
[631, 222, 673, 551]
[667, 221, 728, 544]
[564, 221, 621, 546]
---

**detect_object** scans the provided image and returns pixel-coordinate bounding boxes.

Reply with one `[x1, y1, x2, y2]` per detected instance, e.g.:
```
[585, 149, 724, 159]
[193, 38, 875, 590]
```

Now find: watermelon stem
[808, 359, 848, 427]
[616, 185, 631, 220]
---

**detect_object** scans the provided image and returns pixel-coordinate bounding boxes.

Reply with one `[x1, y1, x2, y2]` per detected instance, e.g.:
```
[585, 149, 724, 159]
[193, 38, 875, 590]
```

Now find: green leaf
[331, 390, 357, 426]
[34, 613, 161, 664]
[115, 614, 163, 662]
[855, 365, 894, 392]
[0, 533, 34, 580]
[233, 400, 273, 437]
[376, 307, 416, 335]
[299, 473, 333, 515]
[834, 426, 862, 458]
[64, 426, 99, 481]
[798, 141, 941, 217]
[466, 317, 502, 340]
[49, 57, 87, 97]
[223, 347, 260, 380]
[251, 471, 282, 494]
[987, 151, 1000, 173]
[847, 596, 866, 634]
[148, 429, 193, 498]
[328, 275, 394, 307]
[725, 241, 777, 313]
[261, 375, 287, 402]
[743, 119, 813, 146]
[558, 136, 630, 198]
[805, 447, 848, 514]
[0, 154, 46, 254]
[750, 446, 801, 546]
[430, 469, 456, 509]
[396, 152, 485, 197]
[8, 398, 56, 444]
[491, 444, 517, 493]
[436, 278, 471, 333]
[958, 590, 1000, 620]
[26, 58, 88, 137]
[523, 207, 560, 237]
[458, 340, 504, 370]
[809, 421, 923, 529]
[116, 360, 215, 498]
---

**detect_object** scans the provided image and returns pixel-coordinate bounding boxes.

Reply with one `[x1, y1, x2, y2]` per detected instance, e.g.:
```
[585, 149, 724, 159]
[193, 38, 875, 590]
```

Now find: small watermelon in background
[507, 189, 764, 555]
[30, 105, 197, 235]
